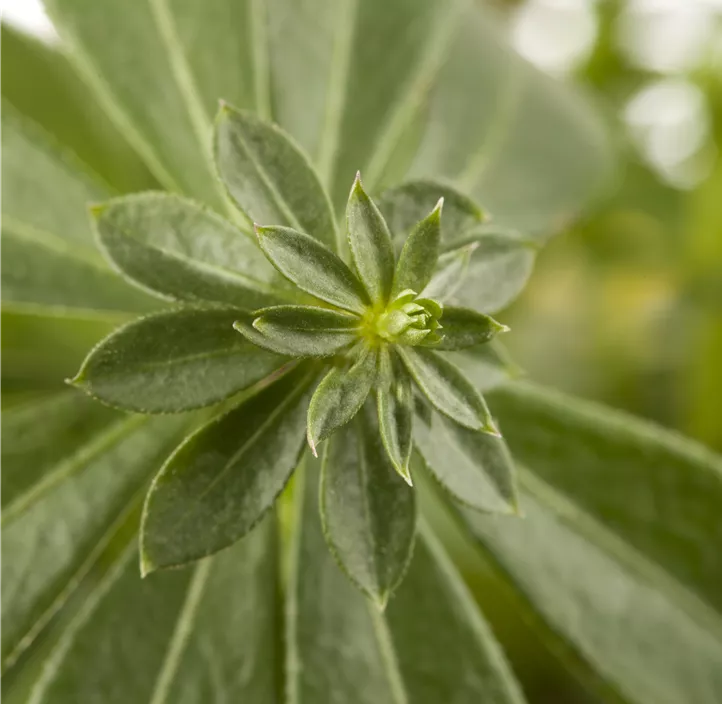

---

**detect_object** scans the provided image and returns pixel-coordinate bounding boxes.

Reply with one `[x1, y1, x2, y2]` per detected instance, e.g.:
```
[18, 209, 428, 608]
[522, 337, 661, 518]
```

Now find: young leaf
[378, 180, 484, 246]
[214, 104, 338, 251]
[432, 306, 509, 351]
[243, 305, 360, 357]
[289, 456, 524, 704]
[346, 174, 396, 304]
[140, 366, 315, 573]
[256, 225, 369, 314]
[2, 400, 186, 669]
[392, 197, 443, 297]
[397, 346, 498, 435]
[93, 193, 292, 309]
[377, 350, 414, 484]
[306, 346, 378, 456]
[28, 518, 279, 704]
[414, 411, 518, 514]
[320, 406, 416, 607]
[71, 308, 285, 413]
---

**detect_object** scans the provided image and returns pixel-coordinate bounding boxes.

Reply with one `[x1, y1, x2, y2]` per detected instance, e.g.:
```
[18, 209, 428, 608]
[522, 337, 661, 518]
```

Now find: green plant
[2, 2, 722, 704]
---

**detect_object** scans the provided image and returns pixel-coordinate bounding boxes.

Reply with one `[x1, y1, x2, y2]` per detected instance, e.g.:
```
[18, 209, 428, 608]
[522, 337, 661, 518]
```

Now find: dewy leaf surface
[320, 407, 416, 606]
[93, 193, 293, 308]
[440, 380, 722, 704]
[414, 412, 518, 514]
[42, 0, 224, 204]
[248, 305, 360, 357]
[256, 226, 369, 314]
[2, 398, 187, 670]
[346, 174, 396, 304]
[288, 455, 525, 704]
[141, 366, 315, 571]
[28, 517, 278, 704]
[72, 308, 285, 413]
[398, 347, 497, 433]
[215, 105, 339, 251]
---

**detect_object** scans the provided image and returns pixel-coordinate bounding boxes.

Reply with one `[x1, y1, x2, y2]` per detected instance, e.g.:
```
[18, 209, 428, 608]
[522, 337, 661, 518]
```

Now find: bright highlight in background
[2, 0, 57, 41]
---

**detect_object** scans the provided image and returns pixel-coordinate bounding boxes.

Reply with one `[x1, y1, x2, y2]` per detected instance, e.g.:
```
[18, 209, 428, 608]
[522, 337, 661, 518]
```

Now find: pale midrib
[3, 217, 110, 271]
[250, 0, 271, 119]
[315, 0, 358, 186]
[518, 466, 722, 644]
[418, 522, 527, 704]
[362, 2, 463, 190]
[148, 0, 227, 209]
[27, 543, 138, 704]
[41, 5, 182, 193]
[114, 223, 297, 302]
[148, 560, 212, 704]
[228, 129, 305, 233]
[458, 60, 525, 190]
[2, 415, 147, 527]
[368, 604, 409, 704]
[356, 425, 381, 596]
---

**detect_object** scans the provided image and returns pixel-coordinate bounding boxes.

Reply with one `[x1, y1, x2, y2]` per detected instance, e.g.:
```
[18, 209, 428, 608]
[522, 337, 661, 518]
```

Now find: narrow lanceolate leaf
[244, 305, 361, 357]
[93, 193, 292, 309]
[256, 225, 369, 314]
[379, 180, 484, 247]
[306, 347, 378, 456]
[397, 346, 498, 435]
[414, 411, 518, 514]
[288, 456, 525, 704]
[392, 198, 443, 297]
[141, 366, 315, 572]
[445, 380, 722, 704]
[2, 394, 186, 669]
[377, 353, 414, 484]
[432, 306, 509, 351]
[346, 174, 396, 304]
[446, 340, 521, 393]
[71, 308, 285, 413]
[321, 406, 416, 606]
[214, 104, 338, 251]
[28, 518, 279, 704]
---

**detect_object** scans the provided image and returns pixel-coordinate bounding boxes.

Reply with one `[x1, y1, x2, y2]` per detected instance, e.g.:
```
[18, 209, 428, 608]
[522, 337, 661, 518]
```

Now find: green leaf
[346, 173, 396, 304]
[379, 180, 484, 246]
[288, 454, 525, 703]
[422, 242, 477, 301]
[414, 412, 518, 514]
[2, 397, 186, 669]
[449, 229, 537, 314]
[243, 305, 361, 357]
[1, 391, 116, 511]
[214, 104, 339, 251]
[397, 346, 498, 434]
[433, 306, 509, 351]
[27, 517, 279, 704]
[446, 340, 521, 394]
[447, 381, 722, 704]
[140, 366, 315, 572]
[1, 24, 156, 193]
[320, 405, 416, 606]
[392, 197, 443, 297]
[42, 0, 224, 205]
[93, 193, 292, 308]
[71, 308, 285, 413]
[306, 346, 378, 456]
[377, 350, 414, 484]
[256, 225, 369, 314]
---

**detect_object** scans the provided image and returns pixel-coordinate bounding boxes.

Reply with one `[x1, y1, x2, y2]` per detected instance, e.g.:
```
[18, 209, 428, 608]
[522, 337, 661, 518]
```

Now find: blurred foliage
[504, 0, 722, 452]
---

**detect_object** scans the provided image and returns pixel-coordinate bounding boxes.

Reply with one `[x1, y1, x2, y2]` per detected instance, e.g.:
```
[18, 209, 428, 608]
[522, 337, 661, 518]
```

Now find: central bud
[370, 289, 443, 346]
